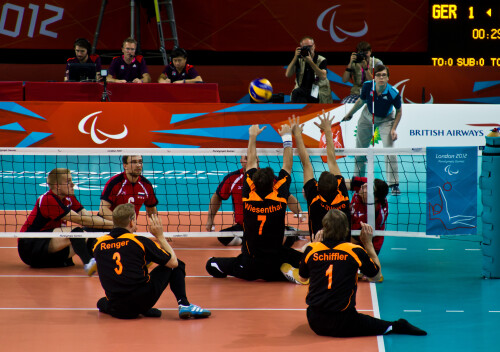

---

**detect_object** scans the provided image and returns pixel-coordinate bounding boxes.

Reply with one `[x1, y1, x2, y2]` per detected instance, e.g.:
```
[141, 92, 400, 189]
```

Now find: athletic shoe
[206, 258, 227, 278]
[178, 304, 211, 319]
[142, 308, 162, 318]
[280, 263, 309, 285]
[84, 258, 97, 277]
[391, 185, 401, 196]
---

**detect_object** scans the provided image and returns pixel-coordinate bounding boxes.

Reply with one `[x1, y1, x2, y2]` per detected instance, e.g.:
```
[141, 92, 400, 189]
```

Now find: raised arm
[291, 115, 314, 184]
[359, 222, 382, 282]
[247, 125, 266, 171]
[279, 121, 294, 175]
[314, 110, 342, 177]
[149, 214, 178, 268]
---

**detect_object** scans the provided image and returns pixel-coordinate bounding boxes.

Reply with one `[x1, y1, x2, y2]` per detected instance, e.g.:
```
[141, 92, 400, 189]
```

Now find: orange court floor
[0, 237, 381, 352]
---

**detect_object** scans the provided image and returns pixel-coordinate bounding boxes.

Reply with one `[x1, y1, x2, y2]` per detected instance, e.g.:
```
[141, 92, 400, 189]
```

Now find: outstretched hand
[249, 124, 266, 137]
[289, 115, 302, 136]
[359, 221, 374, 245]
[278, 123, 292, 136]
[149, 214, 165, 239]
[314, 109, 335, 132]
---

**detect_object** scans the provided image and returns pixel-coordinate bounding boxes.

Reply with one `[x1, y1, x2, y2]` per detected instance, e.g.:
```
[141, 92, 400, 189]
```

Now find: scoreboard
[429, 0, 500, 67]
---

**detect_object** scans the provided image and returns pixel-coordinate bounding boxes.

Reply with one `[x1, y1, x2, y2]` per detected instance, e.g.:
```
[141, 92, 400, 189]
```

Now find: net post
[366, 148, 376, 230]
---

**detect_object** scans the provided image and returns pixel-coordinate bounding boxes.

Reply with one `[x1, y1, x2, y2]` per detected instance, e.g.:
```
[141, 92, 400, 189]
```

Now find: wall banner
[426, 146, 478, 236]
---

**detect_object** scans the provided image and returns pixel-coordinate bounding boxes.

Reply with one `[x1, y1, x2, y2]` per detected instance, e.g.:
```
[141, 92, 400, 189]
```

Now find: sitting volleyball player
[299, 209, 427, 337]
[349, 177, 389, 255]
[93, 203, 210, 319]
[18, 168, 114, 275]
[206, 121, 305, 283]
[205, 154, 304, 246]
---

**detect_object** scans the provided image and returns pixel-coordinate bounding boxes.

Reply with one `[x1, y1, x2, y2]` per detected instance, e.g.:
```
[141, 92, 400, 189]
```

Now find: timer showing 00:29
[472, 28, 500, 40]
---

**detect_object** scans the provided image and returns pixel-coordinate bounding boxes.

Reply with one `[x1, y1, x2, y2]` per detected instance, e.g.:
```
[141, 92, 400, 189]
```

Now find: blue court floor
[378, 235, 500, 351]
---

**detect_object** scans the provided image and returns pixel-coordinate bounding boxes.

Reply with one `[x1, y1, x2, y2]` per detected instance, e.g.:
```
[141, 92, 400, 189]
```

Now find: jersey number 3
[113, 252, 123, 275]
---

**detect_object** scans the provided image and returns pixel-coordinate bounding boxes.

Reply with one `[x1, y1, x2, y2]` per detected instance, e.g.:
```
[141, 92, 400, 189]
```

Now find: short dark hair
[317, 171, 338, 199]
[122, 155, 142, 164]
[73, 38, 91, 52]
[374, 64, 389, 77]
[374, 179, 389, 203]
[356, 41, 371, 52]
[171, 47, 187, 59]
[252, 167, 274, 194]
[322, 209, 349, 241]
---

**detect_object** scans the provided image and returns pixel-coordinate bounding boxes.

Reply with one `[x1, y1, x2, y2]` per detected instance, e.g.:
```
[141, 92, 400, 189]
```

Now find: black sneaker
[206, 258, 227, 278]
[143, 308, 162, 318]
[391, 184, 401, 196]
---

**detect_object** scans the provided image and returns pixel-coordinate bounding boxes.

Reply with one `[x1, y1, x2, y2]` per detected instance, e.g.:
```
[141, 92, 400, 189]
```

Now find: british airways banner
[426, 146, 478, 236]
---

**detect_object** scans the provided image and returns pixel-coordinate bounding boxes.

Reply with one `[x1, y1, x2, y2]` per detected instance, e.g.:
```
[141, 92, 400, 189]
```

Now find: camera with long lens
[300, 45, 312, 57]
[354, 51, 367, 63]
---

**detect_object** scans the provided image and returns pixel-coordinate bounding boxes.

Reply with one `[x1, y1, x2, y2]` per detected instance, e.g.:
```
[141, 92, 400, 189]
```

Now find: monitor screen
[68, 63, 97, 82]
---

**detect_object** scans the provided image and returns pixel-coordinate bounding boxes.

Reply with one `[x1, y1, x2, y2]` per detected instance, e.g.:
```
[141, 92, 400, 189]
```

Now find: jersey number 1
[325, 264, 333, 289]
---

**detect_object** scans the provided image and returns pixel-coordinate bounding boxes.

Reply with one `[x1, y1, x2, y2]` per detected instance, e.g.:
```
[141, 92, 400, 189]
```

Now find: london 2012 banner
[426, 146, 478, 236]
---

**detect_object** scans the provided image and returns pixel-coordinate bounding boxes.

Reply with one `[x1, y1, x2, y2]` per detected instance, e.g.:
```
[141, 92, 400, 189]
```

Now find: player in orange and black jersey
[293, 111, 350, 241]
[93, 203, 210, 320]
[206, 121, 303, 282]
[299, 209, 426, 337]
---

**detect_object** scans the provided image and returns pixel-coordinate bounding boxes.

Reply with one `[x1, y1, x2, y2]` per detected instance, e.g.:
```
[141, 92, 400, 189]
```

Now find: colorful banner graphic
[426, 146, 478, 236]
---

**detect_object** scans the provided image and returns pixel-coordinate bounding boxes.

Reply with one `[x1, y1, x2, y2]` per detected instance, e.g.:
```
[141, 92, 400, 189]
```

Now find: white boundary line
[370, 282, 385, 352]
[0, 307, 374, 312]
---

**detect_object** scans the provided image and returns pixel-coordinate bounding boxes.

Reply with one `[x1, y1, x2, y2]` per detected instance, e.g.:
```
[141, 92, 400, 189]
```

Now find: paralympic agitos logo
[317, 5, 368, 43]
[78, 111, 128, 144]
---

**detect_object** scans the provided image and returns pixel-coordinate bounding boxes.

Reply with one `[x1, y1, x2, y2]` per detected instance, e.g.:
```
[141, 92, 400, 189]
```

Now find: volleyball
[249, 78, 273, 103]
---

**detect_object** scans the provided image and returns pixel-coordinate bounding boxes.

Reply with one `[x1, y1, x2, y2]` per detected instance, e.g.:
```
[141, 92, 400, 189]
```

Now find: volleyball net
[0, 147, 427, 238]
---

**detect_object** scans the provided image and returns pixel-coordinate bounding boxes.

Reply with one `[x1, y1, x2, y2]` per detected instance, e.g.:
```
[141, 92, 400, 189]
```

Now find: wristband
[282, 133, 292, 148]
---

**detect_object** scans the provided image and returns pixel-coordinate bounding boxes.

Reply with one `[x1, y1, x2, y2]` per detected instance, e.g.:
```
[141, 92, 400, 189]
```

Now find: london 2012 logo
[316, 5, 368, 43]
[78, 111, 128, 144]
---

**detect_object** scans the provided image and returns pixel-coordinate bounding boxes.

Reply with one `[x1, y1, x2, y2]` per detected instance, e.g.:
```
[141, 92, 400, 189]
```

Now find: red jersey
[21, 190, 83, 232]
[350, 177, 388, 251]
[216, 168, 245, 225]
[101, 172, 158, 217]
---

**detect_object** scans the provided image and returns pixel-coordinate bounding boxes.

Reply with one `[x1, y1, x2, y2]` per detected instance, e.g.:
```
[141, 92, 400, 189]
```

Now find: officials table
[0, 82, 220, 103]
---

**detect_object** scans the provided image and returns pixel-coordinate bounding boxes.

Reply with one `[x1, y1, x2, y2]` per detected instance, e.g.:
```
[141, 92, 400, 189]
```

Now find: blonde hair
[113, 203, 136, 228]
[321, 209, 349, 241]
[47, 168, 70, 189]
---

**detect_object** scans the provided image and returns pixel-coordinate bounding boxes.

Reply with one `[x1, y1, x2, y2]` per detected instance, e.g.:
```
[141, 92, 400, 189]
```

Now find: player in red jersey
[98, 155, 158, 221]
[18, 168, 113, 274]
[350, 177, 389, 254]
[299, 209, 426, 337]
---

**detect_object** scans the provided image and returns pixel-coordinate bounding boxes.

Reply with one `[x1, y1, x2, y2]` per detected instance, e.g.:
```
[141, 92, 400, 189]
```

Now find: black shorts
[212, 246, 303, 281]
[100, 264, 178, 319]
[306, 306, 391, 337]
[18, 237, 73, 268]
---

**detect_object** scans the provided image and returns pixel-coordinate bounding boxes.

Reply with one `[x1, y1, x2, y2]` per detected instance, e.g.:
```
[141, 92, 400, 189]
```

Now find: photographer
[341, 42, 383, 103]
[285, 36, 333, 104]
